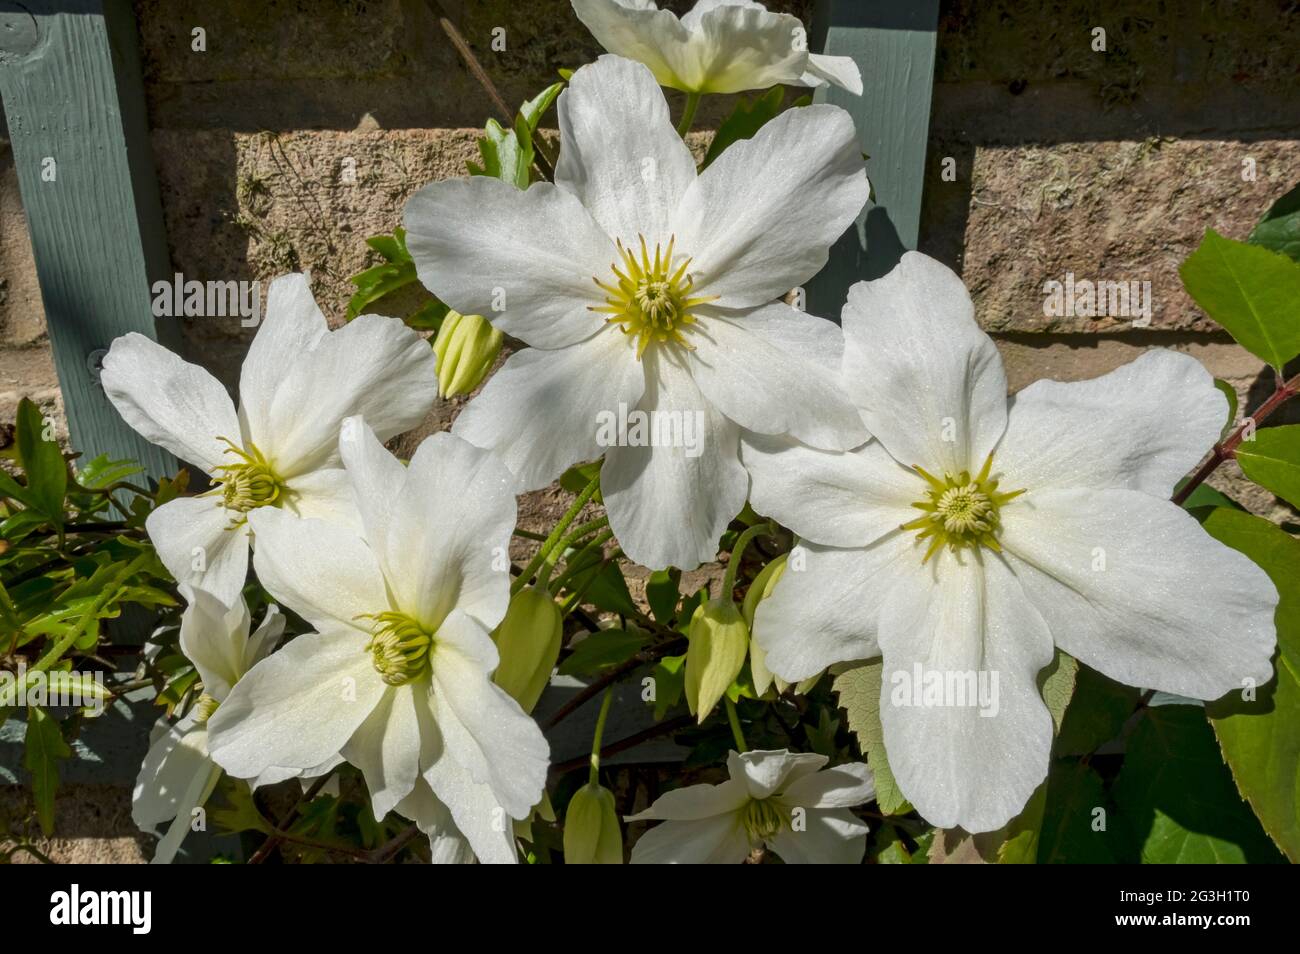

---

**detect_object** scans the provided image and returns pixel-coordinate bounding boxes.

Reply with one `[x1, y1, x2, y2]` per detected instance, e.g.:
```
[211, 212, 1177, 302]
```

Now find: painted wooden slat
[806, 0, 940, 319]
[0, 0, 176, 480]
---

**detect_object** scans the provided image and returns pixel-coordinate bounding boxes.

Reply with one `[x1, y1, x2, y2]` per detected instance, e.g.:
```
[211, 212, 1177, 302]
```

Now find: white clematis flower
[628, 749, 872, 863]
[744, 252, 1279, 834]
[206, 418, 550, 864]
[572, 0, 863, 95]
[404, 55, 869, 569]
[133, 590, 284, 864]
[101, 273, 439, 605]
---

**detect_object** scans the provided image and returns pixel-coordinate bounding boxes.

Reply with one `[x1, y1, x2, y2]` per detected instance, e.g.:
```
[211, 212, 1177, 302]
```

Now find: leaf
[1213, 379, 1239, 439]
[557, 628, 647, 677]
[1179, 229, 1300, 369]
[651, 653, 686, 720]
[832, 661, 910, 815]
[1234, 424, 1300, 510]
[15, 398, 66, 523]
[645, 568, 681, 625]
[557, 545, 638, 618]
[518, 81, 563, 135]
[24, 706, 71, 836]
[1111, 704, 1284, 863]
[1039, 649, 1077, 733]
[1036, 759, 1117, 863]
[1055, 663, 1141, 757]
[75, 454, 144, 490]
[1202, 507, 1300, 860]
[702, 87, 786, 169]
[559, 461, 603, 503]
[1248, 181, 1300, 262]
[1178, 480, 1243, 511]
[346, 228, 421, 321]
[468, 118, 531, 189]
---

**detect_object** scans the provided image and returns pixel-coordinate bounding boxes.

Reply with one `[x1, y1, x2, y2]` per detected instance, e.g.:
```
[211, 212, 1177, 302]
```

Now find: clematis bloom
[404, 55, 869, 569]
[206, 418, 549, 864]
[628, 749, 872, 863]
[101, 273, 438, 604]
[572, 0, 863, 95]
[744, 252, 1279, 834]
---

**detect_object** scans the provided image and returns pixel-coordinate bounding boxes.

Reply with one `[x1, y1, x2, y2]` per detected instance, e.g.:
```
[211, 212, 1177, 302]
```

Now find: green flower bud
[491, 585, 563, 713]
[685, 597, 749, 722]
[563, 782, 623, 864]
[740, 553, 821, 696]
[433, 310, 503, 398]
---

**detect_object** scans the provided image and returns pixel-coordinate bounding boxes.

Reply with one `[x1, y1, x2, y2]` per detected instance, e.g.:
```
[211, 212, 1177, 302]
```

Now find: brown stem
[1172, 370, 1299, 506]
[247, 771, 336, 864]
[549, 714, 693, 775]
[367, 823, 422, 863]
[543, 636, 687, 729]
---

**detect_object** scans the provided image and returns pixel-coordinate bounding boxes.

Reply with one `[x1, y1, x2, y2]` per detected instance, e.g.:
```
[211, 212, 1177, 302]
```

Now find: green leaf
[24, 706, 71, 836]
[558, 628, 647, 677]
[1213, 379, 1239, 439]
[1234, 424, 1300, 510]
[1179, 229, 1300, 369]
[1112, 705, 1284, 863]
[645, 568, 681, 625]
[1055, 663, 1141, 757]
[1202, 506, 1300, 860]
[346, 228, 421, 321]
[558, 546, 638, 618]
[559, 461, 603, 503]
[15, 398, 66, 523]
[650, 653, 686, 720]
[702, 87, 787, 169]
[1248, 181, 1300, 262]
[468, 118, 531, 189]
[1039, 650, 1077, 733]
[1037, 759, 1117, 863]
[518, 81, 563, 135]
[832, 661, 911, 815]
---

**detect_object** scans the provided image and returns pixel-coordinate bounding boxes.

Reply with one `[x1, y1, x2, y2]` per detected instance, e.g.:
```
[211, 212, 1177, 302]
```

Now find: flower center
[212, 438, 287, 524]
[193, 692, 220, 724]
[741, 797, 787, 843]
[902, 454, 1024, 563]
[363, 612, 434, 686]
[590, 235, 717, 358]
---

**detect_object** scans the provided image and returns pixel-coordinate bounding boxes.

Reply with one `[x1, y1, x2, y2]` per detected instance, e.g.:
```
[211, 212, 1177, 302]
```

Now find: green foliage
[345, 227, 451, 330]
[468, 81, 564, 189]
[701, 87, 808, 169]
[1179, 228, 1300, 369]
[832, 661, 911, 815]
[23, 706, 71, 836]
[1235, 424, 1300, 510]
[1249, 181, 1300, 262]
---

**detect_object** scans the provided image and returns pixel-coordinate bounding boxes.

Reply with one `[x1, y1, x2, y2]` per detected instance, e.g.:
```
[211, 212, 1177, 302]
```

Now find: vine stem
[1172, 370, 1299, 506]
[589, 688, 615, 785]
[722, 522, 771, 597]
[676, 92, 701, 137]
[512, 473, 601, 596]
[724, 696, 748, 752]
[537, 517, 610, 589]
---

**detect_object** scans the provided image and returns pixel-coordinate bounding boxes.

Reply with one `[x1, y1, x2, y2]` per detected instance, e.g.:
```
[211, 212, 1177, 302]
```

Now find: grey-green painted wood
[806, 0, 940, 319]
[0, 0, 176, 481]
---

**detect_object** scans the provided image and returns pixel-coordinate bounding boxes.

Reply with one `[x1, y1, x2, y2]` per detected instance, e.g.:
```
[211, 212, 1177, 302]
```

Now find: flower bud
[491, 586, 563, 713]
[563, 782, 623, 864]
[433, 310, 503, 398]
[685, 597, 749, 722]
[740, 553, 820, 695]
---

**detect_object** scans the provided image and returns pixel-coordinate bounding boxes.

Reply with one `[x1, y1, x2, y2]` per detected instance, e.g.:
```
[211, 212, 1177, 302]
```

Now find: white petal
[207, 627, 387, 778]
[673, 104, 868, 307]
[452, 331, 645, 492]
[753, 535, 913, 681]
[242, 605, 286, 676]
[601, 347, 747, 570]
[422, 752, 520, 864]
[248, 313, 437, 476]
[133, 714, 209, 828]
[383, 432, 517, 631]
[556, 56, 696, 242]
[629, 815, 751, 863]
[625, 778, 748, 821]
[570, 0, 693, 90]
[777, 762, 874, 809]
[342, 684, 423, 820]
[841, 253, 1008, 475]
[179, 589, 250, 700]
[684, 2, 808, 93]
[801, 53, 863, 94]
[238, 273, 328, 434]
[146, 496, 249, 606]
[247, 507, 389, 634]
[336, 415, 407, 552]
[769, 808, 869, 864]
[730, 749, 827, 799]
[429, 620, 550, 819]
[404, 177, 614, 350]
[393, 779, 476, 864]
[687, 303, 867, 449]
[742, 435, 920, 548]
[877, 551, 1056, 833]
[101, 332, 240, 474]
[282, 467, 362, 532]
[147, 760, 223, 865]
[1001, 488, 1277, 699]
[995, 349, 1226, 496]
